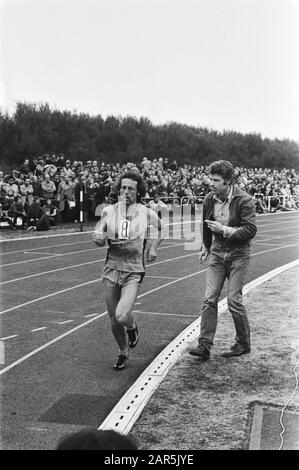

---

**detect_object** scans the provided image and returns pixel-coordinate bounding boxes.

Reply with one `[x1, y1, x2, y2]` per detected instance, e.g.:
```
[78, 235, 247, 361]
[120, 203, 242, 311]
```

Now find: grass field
[131, 265, 299, 450]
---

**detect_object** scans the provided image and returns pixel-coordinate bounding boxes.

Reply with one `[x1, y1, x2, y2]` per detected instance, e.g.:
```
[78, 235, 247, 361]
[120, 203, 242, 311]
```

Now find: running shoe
[113, 353, 129, 370]
[127, 323, 139, 348]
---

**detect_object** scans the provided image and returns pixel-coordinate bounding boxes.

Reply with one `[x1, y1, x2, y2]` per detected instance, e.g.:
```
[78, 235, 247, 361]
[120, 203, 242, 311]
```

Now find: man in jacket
[189, 160, 257, 361]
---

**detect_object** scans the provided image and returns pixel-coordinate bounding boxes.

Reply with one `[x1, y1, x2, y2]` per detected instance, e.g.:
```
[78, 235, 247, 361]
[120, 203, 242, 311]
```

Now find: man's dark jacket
[202, 186, 257, 251]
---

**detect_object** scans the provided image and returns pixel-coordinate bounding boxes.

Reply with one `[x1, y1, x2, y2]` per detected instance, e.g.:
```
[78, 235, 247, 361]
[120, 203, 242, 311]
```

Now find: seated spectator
[26, 196, 52, 231]
[0, 202, 14, 229]
[56, 428, 138, 450]
[7, 195, 27, 229]
[41, 198, 57, 226]
[253, 193, 268, 213]
[3, 176, 19, 198]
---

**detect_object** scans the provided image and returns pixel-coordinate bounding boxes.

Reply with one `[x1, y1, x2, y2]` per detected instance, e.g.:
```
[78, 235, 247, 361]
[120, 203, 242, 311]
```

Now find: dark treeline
[1, 102, 299, 170]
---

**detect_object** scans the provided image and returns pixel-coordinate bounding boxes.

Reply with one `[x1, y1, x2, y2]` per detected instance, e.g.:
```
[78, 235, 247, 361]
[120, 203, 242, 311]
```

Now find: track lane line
[0, 245, 298, 375]
[0, 250, 195, 315]
[0, 268, 208, 375]
[1, 238, 298, 315]
[0, 242, 184, 285]
[99, 259, 299, 433]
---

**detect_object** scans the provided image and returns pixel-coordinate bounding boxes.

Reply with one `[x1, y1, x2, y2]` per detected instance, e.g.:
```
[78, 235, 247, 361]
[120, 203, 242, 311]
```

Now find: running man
[92, 171, 166, 370]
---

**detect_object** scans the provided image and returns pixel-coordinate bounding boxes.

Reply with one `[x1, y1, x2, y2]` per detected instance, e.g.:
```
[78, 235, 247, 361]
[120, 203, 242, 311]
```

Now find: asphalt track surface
[0, 211, 299, 449]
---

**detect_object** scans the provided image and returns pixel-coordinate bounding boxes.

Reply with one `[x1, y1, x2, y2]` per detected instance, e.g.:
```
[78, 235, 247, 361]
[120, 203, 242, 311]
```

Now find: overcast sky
[1, 0, 299, 141]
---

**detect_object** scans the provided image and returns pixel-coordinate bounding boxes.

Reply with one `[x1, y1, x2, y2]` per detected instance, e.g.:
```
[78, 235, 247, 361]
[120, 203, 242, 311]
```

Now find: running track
[0, 211, 298, 449]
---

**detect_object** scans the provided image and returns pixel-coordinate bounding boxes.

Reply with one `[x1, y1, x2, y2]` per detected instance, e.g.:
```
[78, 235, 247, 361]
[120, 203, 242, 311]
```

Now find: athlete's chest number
[119, 219, 130, 239]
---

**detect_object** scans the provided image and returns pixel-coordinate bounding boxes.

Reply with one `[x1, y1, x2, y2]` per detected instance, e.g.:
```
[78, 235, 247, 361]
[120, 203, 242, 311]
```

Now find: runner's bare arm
[92, 209, 108, 247]
[146, 208, 166, 262]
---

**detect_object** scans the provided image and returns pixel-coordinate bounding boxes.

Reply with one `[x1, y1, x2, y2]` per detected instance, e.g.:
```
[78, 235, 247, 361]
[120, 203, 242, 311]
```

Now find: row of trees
[1, 102, 299, 170]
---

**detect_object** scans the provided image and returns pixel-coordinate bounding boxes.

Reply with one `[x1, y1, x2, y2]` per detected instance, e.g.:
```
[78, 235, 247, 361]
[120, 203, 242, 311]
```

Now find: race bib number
[118, 219, 130, 239]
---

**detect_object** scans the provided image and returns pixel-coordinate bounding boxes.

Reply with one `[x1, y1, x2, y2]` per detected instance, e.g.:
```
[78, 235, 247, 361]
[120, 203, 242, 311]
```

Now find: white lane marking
[0, 312, 108, 375]
[257, 226, 299, 234]
[31, 327, 47, 332]
[1, 237, 298, 317]
[0, 241, 182, 271]
[0, 267, 209, 375]
[257, 211, 298, 217]
[0, 230, 94, 244]
[0, 242, 183, 285]
[99, 259, 299, 434]
[0, 279, 100, 316]
[0, 335, 19, 340]
[0, 341, 4, 364]
[1, 239, 101, 256]
[255, 233, 299, 241]
[0, 249, 298, 377]
[84, 313, 98, 318]
[255, 242, 299, 247]
[146, 275, 179, 280]
[0, 259, 105, 285]
[0, 210, 297, 244]
[137, 269, 207, 299]
[0, 249, 189, 315]
[257, 220, 299, 228]
[134, 310, 198, 318]
[0, 247, 101, 268]
[1, 216, 296, 256]
[23, 251, 57, 256]
[57, 320, 74, 325]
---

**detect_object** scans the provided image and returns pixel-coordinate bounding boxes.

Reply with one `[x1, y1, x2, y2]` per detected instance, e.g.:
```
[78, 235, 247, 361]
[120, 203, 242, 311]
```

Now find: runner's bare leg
[105, 286, 128, 354]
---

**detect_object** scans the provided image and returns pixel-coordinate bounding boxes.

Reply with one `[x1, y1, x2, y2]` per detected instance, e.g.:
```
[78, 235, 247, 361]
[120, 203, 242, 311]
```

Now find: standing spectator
[86, 176, 100, 219]
[19, 158, 31, 175]
[63, 160, 76, 178]
[189, 160, 257, 361]
[32, 175, 43, 198]
[148, 193, 167, 217]
[0, 170, 6, 190]
[41, 174, 56, 202]
[57, 175, 75, 222]
[19, 177, 34, 205]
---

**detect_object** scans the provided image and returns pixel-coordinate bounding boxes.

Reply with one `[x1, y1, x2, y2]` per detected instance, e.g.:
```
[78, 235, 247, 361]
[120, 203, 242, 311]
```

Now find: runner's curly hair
[115, 171, 147, 202]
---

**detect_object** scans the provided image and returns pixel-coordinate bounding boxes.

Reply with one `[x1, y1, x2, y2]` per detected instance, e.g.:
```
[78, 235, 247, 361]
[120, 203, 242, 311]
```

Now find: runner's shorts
[101, 266, 145, 288]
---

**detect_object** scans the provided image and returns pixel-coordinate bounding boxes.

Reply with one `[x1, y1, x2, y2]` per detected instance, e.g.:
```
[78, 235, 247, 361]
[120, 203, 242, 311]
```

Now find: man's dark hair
[208, 160, 235, 183]
[115, 171, 147, 202]
[56, 429, 138, 450]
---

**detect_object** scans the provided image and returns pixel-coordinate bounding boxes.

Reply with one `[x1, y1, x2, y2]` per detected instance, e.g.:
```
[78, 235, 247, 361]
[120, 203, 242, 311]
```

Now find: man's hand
[146, 245, 157, 262]
[205, 220, 223, 233]
[92, 230, 106, 247]
[198, 247, 209, 263]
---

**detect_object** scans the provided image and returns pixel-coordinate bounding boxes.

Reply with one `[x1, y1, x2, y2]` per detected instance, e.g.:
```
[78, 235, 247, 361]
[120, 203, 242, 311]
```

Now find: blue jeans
[199, 247, 251, 350]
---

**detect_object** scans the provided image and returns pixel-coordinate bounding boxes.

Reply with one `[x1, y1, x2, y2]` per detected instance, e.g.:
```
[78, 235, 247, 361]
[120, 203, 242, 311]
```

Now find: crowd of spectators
[0, 153, 298, 230]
